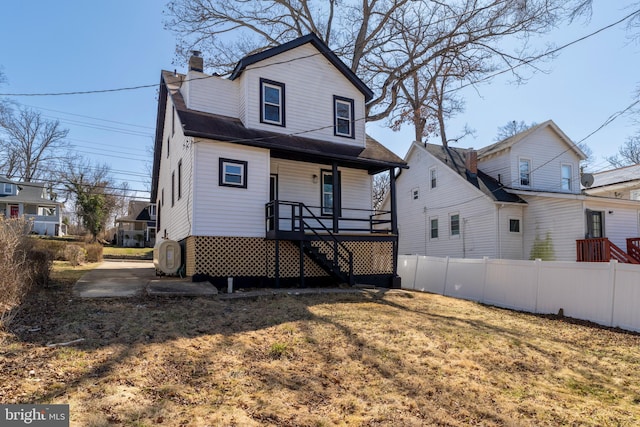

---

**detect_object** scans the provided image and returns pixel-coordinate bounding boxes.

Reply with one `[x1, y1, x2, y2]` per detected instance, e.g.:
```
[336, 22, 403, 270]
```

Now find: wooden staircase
[576, 238, 640, 264]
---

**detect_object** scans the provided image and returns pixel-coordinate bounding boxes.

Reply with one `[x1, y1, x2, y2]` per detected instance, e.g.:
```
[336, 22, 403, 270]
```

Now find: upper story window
[219, 158, 248, 188]
[561, 164, 572, 191]
[178, 159, 183, 200]
[3, 183, 11, 194]
[412, 188, 419, 200]
[148, 204, 157, 218]
[260, 78, 285, 126]
[334, 96, 354, 138]
[430, 167, 437, 189]
[519, 158, 531, 187]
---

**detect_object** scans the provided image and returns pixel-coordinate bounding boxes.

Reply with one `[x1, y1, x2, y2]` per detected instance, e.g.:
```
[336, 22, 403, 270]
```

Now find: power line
[19, 103, 155, 130]
[3, 7, 637, 99]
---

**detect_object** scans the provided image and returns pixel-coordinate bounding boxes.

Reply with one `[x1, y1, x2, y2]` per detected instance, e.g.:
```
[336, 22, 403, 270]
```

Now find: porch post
[390, 168, 398, 234]
[332, 162, 340, 233]
[390, 167, 399, 279]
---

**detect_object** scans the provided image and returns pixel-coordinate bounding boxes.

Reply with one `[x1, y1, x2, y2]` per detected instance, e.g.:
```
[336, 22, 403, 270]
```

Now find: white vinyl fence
[398, 255, 640, 333]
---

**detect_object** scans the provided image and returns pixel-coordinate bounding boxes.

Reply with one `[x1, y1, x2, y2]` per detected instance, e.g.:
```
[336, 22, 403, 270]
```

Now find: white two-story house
[393, 120, 640, 262]
[0, 176, 63, 236]
[151, 33, 407, 287]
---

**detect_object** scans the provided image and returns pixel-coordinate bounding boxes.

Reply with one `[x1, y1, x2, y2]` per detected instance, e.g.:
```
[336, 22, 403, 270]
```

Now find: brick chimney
[188, 50, 203, 72]
[465, 150, 478, 175]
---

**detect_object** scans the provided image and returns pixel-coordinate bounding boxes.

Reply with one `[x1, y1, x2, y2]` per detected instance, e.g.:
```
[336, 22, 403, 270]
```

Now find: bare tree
[372, 172, 390, 210]
[606, 132, 640, 167]
[165, 0, 577, 142]
[0, 107, 69, 182]
[495, 121, 537, 141]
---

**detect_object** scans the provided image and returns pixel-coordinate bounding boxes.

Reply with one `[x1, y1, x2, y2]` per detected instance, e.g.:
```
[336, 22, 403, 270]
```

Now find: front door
[10, 205, 19, 218]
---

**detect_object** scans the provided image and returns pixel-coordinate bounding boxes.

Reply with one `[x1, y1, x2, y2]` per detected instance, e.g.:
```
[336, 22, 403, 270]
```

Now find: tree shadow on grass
[3, 286, 640, 425]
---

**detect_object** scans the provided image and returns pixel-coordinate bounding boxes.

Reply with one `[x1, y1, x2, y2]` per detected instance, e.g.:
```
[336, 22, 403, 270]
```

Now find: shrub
[64, 244, 86, 266]
[0, 218, 52, 329]
[85, 243, 103, 262]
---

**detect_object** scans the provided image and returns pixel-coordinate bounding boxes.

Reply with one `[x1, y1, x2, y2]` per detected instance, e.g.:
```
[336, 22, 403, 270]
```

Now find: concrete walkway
[73, 260, 217, 298]
[73, 260, 387, 299]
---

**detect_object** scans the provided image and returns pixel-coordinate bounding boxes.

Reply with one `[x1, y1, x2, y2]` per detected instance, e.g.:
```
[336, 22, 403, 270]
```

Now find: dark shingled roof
[423, 143, 526, 204]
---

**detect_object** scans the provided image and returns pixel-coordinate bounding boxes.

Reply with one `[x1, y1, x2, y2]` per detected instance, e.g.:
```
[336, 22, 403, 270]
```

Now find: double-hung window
[450, 214, 460, 237]
[430, 218, 439, 239]
[219, 158, 248, 188]
[430, 167, 437, 189]
[3, 183, 11, 194]
[561, 164, 572, 191]
[260, 78, 285, 126]
[334, 96, 354, 138]
[519, 158, 531, 187]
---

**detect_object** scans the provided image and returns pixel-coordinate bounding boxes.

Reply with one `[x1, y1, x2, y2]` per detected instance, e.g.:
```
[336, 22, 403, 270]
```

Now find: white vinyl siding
[156, 94, 193, 241]
[181, 70, 239, 118]
[193, 142, 269, 237]
[519, 194, 584, 261]
[584, 200, 639, 252]
[479, 126, 582, 194]
[271, 159, 372, 229]
[240, 43, 366, 147]
[395, 144, 508, 258]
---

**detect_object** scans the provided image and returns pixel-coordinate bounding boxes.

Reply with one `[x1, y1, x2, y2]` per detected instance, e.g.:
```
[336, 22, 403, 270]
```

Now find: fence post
[534, 258, 541, 313]
[481, 256, 489, 304]
[609, 259, 618, 328]
[412, 255, 419, 290]
[442, 256, 450, 296]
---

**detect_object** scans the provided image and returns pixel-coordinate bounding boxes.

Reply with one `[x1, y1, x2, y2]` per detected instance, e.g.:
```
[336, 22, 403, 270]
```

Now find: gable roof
[477, 120, 587, 160]
[422, 143, 526, 204]
[590, 164, 640, 188]
[0, 181, 59, 205]
[229, 33, 374, 102]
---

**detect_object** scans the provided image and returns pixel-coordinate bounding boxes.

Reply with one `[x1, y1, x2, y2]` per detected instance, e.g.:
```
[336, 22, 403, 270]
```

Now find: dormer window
[260, 78, 285, 126]
[3, 183, 11, 194]
[334, 96, 354, 138]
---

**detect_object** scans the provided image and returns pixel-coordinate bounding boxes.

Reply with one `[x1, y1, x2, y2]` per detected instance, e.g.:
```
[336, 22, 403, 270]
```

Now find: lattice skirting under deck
[184, 236, 394, 279]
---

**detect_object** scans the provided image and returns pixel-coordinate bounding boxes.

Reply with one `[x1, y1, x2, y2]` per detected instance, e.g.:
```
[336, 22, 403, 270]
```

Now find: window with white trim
[430, 217, 439, 239]
[219, 158, 248, 188]
[334, 96, 354, 138]
[3, 183, 11, 194]
[561, 164, 572, 191]
[450, 214, 460, 236]
[430, 167, 437, 189]
[519, 158, 531, 186]
[260, 78, 285, 126]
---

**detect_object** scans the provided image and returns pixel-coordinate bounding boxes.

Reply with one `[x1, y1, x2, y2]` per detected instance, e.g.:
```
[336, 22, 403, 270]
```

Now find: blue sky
[1, 1, 638, 201]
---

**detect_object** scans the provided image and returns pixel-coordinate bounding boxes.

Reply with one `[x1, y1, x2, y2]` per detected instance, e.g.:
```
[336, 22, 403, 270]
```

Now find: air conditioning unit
[153, 239, 181, 275]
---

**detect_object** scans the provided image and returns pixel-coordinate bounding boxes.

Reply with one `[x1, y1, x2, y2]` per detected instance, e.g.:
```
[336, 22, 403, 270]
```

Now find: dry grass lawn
[1, 270, 640, 426]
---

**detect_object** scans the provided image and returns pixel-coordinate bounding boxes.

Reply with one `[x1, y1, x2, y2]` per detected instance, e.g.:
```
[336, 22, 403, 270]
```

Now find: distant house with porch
[115, 201, 156, 247]
[150, 33, 407, 287]
[0, 176, 63, 236]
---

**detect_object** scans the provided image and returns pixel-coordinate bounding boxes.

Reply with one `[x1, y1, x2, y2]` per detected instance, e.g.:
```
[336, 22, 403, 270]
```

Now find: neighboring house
[150, 33, 407, 288]
[115, 201, 156, 247]
[585, 164, 640, 200]
[393, 120, 640, 262]
[0, 176, 63, 236]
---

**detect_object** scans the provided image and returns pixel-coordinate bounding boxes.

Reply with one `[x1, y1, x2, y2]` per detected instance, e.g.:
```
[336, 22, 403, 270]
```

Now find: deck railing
[626, 238, 640, 263]
[265, 200, 392, 234]
[576, 238, 640, 264]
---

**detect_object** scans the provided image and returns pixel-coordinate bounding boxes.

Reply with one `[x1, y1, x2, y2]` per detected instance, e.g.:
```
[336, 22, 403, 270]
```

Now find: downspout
[497, 204, 503, 259]
[332, 162, 339, 233]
